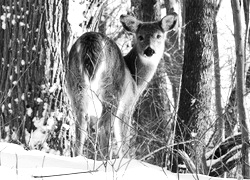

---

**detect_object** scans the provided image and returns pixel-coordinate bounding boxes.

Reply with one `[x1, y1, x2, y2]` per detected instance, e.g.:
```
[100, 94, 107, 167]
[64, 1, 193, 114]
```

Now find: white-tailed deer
[65, 13, 177, 158]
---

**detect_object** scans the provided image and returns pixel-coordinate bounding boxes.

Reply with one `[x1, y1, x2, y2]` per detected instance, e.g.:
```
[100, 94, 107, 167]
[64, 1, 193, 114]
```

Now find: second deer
[65, 13, 177, 159]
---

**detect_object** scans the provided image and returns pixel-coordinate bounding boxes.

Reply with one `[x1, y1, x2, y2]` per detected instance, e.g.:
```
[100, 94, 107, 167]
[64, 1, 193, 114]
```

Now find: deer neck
[124, 47, 160, 93]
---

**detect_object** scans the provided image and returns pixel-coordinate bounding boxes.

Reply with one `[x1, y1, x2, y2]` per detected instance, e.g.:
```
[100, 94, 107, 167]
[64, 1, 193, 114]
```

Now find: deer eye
[156, 34, 161, 39]
[138, 35, 144, 41]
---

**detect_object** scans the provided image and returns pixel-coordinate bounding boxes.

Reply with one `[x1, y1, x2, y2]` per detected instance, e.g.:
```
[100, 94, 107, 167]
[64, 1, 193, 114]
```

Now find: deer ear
[120, 15, 141, 33]
[160, 12, 178, 32]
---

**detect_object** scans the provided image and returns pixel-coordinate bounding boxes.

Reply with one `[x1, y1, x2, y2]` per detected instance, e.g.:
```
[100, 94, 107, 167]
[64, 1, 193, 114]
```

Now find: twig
[32, 169, 98, 178]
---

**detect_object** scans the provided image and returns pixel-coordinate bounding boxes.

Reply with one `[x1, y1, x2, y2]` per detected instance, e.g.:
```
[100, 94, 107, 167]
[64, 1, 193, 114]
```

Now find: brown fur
[65, 13, 177, 158]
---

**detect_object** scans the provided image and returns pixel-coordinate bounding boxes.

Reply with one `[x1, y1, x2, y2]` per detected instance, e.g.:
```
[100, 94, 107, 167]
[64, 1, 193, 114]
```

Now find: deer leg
[98, 106, 114, 159]
[74, 105, 88, 156]
[71, 91, 90, 157]
[113, 112, 124, 158]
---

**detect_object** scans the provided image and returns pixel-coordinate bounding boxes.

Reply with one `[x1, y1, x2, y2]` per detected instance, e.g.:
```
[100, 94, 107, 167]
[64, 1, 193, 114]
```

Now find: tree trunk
[172, 0, 215, 174]
[214, 21, 224, 143]
[0, 0, 4, 138]
[231, 0, 250, 178]
[0, 0, 69, 153]
[213, 0, 224, 143]
[224, 87, 238, 137]
[164, 0, 183, 169]
[164, 0, 183, 108]
[130, 0, 172, 166]
[246, 66, 250, 93]
[243, 0, 250, 94]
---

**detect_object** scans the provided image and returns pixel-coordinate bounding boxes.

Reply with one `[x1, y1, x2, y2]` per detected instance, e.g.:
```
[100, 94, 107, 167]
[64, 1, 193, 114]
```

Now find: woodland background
[0, 0, 250, 179]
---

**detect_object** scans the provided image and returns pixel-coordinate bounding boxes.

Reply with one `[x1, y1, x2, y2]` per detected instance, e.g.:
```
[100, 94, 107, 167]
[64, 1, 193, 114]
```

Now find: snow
[0, 142, 248, 180]
[36, 97, 43, 103]
[19, 22, 25, 26]
[26, 107, 33, 116]
[49, 83, 59, 93]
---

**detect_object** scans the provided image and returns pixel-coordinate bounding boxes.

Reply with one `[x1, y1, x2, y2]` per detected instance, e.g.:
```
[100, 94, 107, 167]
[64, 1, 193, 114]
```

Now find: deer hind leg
[75, 110, 88, 156]
[97, 106, 115, 159]
[72, 94, 89, 156]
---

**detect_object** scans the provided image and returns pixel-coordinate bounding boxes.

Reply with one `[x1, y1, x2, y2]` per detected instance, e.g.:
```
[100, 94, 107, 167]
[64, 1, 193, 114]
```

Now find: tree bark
[0, 0, 4, 138]
[0, 0, 69, 153]
[243, 0, 250, 94]
[164, 0, 183, 108]
[0, 0, 47, 143]
[214, 21, 224, 142]
[164, 0, 183, 169]
[231, 0, 250, 178]
[213, 0, 224, 143]
[172, 0, 215, 174]
[224, 87, 238, 137]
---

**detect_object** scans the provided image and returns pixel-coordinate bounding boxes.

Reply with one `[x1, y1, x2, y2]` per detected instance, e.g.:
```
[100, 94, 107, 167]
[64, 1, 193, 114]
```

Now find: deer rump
[66, 32, 136, 158]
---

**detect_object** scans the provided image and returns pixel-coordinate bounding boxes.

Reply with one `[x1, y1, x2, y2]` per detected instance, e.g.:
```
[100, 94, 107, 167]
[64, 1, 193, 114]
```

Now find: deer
[65, 13, 177, 159]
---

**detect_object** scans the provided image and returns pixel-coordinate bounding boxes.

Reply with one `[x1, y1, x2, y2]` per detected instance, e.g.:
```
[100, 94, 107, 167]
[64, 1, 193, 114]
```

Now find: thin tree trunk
[214, 21, 224, 142]
[213, 0, 224, 143]
[164, 0, 183, 169]
[164, 0, 183, 108]
[231, 0, 250, 178]
[0, 0, 4, 139]
[243, 0, 250, 94]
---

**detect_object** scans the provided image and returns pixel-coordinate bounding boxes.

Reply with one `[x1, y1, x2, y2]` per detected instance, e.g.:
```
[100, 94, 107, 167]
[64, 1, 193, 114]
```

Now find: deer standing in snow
[65, 13, 177, 158]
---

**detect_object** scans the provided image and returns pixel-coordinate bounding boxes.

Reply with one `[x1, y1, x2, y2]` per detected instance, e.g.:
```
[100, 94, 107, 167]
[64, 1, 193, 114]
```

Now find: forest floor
[0, 142, 245, 180]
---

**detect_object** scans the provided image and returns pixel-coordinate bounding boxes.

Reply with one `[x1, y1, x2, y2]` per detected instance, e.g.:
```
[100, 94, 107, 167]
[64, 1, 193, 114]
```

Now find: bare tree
[231, 0, 250, 178]
[172, 0, 215, 174]
[164, 0, 183, 108]
[213, 0, 224, 143]
[243, 0, 250, 95]
[164, 0, 183, 169]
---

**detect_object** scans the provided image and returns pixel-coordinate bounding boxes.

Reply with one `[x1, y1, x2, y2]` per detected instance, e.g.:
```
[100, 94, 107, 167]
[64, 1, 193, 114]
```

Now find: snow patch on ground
[0, 143, 247, 180]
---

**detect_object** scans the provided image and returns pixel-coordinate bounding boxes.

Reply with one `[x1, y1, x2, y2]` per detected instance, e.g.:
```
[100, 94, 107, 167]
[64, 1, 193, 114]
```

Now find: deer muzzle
[143, 47, 155, 57]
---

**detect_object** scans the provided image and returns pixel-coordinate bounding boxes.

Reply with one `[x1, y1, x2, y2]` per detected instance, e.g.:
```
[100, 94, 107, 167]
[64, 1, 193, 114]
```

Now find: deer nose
[144, 47, 155, 57]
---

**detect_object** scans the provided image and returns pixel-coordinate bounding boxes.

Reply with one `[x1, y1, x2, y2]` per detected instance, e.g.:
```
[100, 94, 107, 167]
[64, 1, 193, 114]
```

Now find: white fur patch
[86, 88, 103, 118]
[86, 60, 105, 118]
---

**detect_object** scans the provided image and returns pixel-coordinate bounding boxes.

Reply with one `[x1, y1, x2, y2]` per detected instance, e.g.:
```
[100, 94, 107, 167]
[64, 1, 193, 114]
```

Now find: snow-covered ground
[0, 142, 246, 180]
